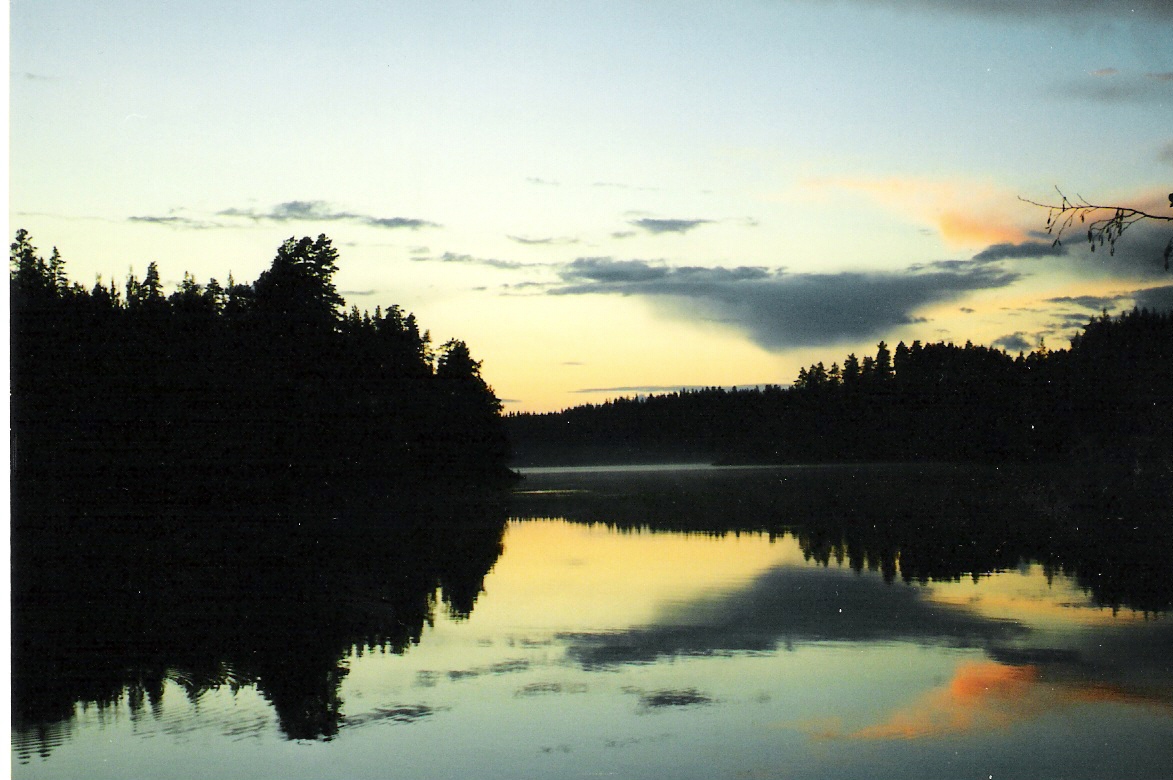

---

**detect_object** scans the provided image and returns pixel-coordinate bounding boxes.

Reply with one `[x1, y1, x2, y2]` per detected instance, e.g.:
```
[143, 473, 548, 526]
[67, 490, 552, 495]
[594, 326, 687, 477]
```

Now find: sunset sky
[10, 0, 1173, 412]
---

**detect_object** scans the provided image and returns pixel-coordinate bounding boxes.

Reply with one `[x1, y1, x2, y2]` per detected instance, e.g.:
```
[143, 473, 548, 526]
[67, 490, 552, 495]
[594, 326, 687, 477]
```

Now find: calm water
[13, 464, 1173, 779]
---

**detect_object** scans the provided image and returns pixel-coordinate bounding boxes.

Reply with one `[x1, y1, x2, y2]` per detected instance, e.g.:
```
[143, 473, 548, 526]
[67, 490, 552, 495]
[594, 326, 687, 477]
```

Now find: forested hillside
[10, 230, 511, 514]
[508, 309, 1173, 470]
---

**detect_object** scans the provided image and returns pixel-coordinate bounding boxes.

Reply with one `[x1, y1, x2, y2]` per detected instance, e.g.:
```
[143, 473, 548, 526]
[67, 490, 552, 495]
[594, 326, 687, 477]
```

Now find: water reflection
[12, 489, 510, 758]
[12, 465, 1173, 779]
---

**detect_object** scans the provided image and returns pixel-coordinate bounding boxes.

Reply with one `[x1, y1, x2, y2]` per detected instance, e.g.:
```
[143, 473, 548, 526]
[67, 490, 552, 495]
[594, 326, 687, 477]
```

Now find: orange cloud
[805, 176, 1034, 249]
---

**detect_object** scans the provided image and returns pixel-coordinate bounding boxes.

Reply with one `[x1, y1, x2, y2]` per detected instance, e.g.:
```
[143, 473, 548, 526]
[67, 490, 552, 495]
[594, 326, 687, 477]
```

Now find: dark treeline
[510, 464, 1173, 614]
[10, 229, 511, 512]
[507, 310, 1173, 470]
[10, 228, 516, 756]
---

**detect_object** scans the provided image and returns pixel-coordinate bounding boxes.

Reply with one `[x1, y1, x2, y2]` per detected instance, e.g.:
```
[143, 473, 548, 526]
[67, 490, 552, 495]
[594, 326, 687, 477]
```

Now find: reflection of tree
[11, 491, 509, 756]
[510, 464, 1173, 614]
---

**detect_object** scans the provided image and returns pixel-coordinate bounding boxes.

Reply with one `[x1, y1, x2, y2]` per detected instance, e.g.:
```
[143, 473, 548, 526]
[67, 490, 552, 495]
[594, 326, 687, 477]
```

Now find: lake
[12, 464, 1173, 779]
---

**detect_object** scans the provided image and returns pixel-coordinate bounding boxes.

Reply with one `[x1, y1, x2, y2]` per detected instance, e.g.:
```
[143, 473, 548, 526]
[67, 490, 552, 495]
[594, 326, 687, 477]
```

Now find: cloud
[993, 332, 1032, 352]
[128, 214, 216, 229]
[410, 251, 526, 270]
[594, 181, 660, 192]
[827, 0, 1173, 21]
[549, 256, 1020, 350]
[1133, 284, 1173, 312]
[813, 177, 1032, 247]
[971, 241, 1067, 262]
[1046, 294, 1125, 311]
[217, 200, 439, 230]
[1056, 70, 1173, 103]
[526, 177, 560, 186]
[507, 235, 579, 246]
[629, 218, 713, 235]
[1159, 142, 1173, 165]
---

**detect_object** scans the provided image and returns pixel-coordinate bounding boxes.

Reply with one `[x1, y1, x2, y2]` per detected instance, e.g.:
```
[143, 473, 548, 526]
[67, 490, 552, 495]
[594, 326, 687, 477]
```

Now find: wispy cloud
[410, 251, 526, 270]
[507, 235, 579, 246]
[1055, 69, 1173, 103]
[218, 200, 440, 230]
[549, 256, 1020, 350]
[127, 214, 217, 229]
[628, 218, 713, 235]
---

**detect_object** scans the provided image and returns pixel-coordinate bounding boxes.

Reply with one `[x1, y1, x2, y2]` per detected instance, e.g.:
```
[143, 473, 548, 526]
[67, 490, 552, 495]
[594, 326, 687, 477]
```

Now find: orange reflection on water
[842, 659, 1173, 742]
[850, 661, 1040, 740]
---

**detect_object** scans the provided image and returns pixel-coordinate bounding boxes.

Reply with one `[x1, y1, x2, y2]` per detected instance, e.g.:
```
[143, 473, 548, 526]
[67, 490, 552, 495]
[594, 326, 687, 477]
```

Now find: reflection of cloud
[550, 256, 1020, 350]
[441, 659, 531, 682]
[343, 704, 444, 728]
[561, 565, 1027, 668]
[848, 661, 1041, 740]
[625, 687, 714, 710]
[834, 653, 1173, 742]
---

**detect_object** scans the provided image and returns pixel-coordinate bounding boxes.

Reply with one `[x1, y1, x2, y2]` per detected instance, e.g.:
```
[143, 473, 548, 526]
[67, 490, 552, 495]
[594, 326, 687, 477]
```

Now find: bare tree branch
[1020, 188, 1173, 270]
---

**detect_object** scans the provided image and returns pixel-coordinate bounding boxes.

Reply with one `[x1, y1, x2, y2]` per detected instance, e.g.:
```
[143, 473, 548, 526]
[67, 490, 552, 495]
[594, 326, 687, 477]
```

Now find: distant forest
[508, 308, 1173, 469]
[10, 229, 511, 512]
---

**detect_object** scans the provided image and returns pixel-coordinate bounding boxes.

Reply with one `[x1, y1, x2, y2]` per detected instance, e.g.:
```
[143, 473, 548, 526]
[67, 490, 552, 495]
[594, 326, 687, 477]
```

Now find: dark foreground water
[12, 464, 1173, 779]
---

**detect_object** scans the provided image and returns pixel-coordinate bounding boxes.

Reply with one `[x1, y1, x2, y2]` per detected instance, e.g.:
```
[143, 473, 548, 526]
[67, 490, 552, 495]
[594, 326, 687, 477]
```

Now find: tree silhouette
[1021, 188, 1173, 269]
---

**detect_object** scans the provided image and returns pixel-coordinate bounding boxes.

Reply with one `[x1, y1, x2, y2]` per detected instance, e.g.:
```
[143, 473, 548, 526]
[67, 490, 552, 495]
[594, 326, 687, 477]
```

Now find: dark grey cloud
[630, 218, 713, 235]
[550, 257, 1019, 350]
[1053, 222, 1173, 278]
[218, 200, 439, 230]
[971, 240, 1067, 262]
[1133, 284, 1173, 312]
[410, 251, 526, 270]
[561, 564, 1027, 669]
[1048, 284, 1173, 314]
[993, 332, 1032, 353]
[1046, 293, 1126, 311]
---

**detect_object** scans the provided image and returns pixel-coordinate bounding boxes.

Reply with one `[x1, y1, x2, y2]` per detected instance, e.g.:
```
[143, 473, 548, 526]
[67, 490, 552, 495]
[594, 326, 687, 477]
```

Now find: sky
[9, 0, 1173, 412]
